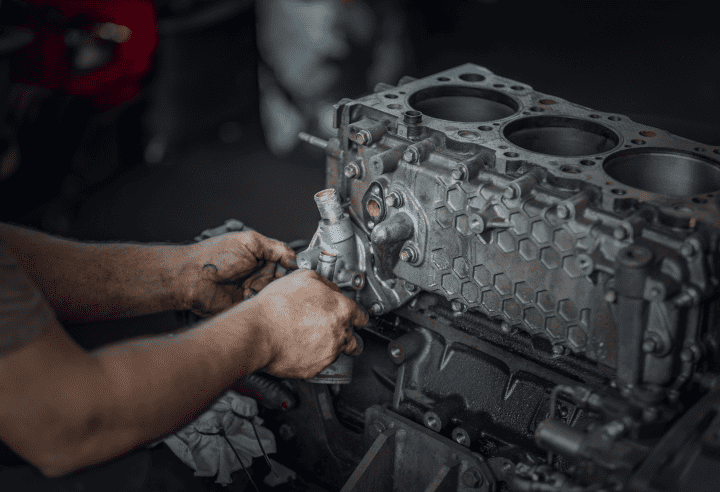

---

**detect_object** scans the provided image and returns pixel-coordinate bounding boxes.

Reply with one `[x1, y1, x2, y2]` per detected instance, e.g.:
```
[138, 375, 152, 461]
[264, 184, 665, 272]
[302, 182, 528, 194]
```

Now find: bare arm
[0, 223, 297, 324]
[0, 268, 366, 477]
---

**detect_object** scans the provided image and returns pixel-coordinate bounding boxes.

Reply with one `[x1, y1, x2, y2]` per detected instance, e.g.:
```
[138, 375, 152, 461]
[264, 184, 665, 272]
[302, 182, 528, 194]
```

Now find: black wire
[251, 419, 280, 478]
[219, 429, 261, 492]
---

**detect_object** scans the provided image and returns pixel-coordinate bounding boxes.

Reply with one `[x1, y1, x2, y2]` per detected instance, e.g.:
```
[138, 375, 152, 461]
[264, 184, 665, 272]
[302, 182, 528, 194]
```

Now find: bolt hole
[387, 104, 402, 109]
[608, 116, 622, 121]
[437, 77, 450, 81]
[589, 114, 601, 119]
[459, 73, 486, 82]
[511, 85, 524, 90]
[631, 139, 646, 145]
[529, 107, 544, 112]
[478, 125, 493, 131]
[493, 83, 505, 88]
[580, 159, 595, 166]
[561, 166, 581, 174]
[499, 145, 508, 149]
[611, 188, 627, 195]
[384, 94, 398, 99]
[694, 147, 706, 152]
[505, 152, 520, 158]
[493, 123, 500, 126]
[539, 99, 556, 105]
[640, 130, 656, 137]
[692, 197, 708, 204]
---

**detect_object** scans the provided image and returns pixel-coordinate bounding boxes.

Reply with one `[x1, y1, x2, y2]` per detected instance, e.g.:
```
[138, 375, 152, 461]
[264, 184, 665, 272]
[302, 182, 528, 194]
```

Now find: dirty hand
[181, 231, 297, 316]
[246, 268, 369, 379]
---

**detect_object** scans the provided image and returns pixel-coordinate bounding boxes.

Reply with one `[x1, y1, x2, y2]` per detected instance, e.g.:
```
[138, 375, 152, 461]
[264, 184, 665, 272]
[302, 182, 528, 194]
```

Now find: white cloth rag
[162, 390, 276, 485]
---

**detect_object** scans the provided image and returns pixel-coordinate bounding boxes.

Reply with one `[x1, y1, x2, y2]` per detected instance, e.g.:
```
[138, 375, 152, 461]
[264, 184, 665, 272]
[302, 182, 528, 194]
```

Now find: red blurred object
[11, 0, 157, 112]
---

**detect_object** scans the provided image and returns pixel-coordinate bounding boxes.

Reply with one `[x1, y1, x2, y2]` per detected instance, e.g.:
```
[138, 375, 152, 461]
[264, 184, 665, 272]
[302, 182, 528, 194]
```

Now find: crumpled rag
[162, 390, 276, 485]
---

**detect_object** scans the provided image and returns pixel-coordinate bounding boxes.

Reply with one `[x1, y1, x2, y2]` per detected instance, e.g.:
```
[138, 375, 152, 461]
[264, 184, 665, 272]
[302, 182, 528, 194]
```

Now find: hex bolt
[399, 245, 418, 263]
[462, 468, 484, 488]
[405, 281, 417, 292]
[614, 226, 627, 240]
[385, 192, 403, 208]
[642, 338, 658, 354]
[503, 186, 518, 200]
[605, 290, 617, 303]
[451, 168, 465, 181]
[370, 302, 384, 315]
[352, 274, 365, 289]
[553, 345, 567, 356]
[367, 220, 375, 230]
[344, 162, 360, 179]
[403, 147, 419, 163]
[356, 129, 372, 145]
[451, 300, 465, 312]
[680, 347, 696, 363]
[556, 204, 569, 219]
[372, 184, 382, 195]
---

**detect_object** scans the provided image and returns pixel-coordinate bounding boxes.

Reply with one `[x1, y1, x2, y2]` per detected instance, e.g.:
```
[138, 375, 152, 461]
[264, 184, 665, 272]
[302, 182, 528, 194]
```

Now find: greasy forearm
[19, 303, 269, 477]
[0, 223, 191, 323]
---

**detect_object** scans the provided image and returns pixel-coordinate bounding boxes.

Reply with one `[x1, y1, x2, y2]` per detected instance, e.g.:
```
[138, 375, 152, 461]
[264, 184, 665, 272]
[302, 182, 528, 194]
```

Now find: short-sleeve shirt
[0, 244, 53, 355]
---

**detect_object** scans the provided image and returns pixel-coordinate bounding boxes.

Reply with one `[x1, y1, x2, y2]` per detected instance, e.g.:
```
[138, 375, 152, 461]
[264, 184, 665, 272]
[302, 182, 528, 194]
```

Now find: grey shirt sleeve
[0, 243, 54, 355]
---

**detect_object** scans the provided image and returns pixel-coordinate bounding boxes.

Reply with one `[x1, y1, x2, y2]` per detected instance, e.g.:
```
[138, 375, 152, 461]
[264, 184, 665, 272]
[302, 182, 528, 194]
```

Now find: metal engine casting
[208, 64, 720, 492]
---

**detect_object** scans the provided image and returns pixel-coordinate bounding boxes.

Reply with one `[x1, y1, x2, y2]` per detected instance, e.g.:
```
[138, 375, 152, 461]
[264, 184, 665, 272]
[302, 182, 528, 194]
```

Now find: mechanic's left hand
[180, 231, 297, 316]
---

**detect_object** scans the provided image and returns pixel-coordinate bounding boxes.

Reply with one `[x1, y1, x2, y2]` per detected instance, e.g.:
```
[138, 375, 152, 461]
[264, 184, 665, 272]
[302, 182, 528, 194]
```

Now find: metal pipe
[314, 188, 344, 223]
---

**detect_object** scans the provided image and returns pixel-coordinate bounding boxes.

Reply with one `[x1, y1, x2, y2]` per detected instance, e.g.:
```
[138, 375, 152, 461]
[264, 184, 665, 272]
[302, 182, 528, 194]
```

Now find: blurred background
[0, 0, 718, 489]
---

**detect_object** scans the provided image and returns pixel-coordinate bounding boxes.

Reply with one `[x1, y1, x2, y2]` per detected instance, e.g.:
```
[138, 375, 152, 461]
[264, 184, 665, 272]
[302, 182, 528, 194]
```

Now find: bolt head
[403, 148, 418, 163]
[503, 186, 517, 199]
[451, 168, 465, 181]
[405, 281, 416, 292]
[462, 468, 483, 488]
[553, 344, 567, 356]
[614, 226, 627, 240]
[356, 130, 372, 145]
[367, 220, 374, 230]
[642, 338, 658, 354]
[353, 275, 364, 288]
[370, 302, 383, 315]
[344, 163, 359, 179]
[500, 321, 513, 334]
[451, 300, 464, 312]
[399, 246, 417, 263]
[605, 290, 617, 303]
[556, 204, 569, 219]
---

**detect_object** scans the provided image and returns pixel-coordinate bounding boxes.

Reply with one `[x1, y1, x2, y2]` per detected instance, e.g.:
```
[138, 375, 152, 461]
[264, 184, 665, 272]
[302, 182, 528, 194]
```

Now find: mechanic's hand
[247, 268, 369, 379]
[181, 231, 297, 316]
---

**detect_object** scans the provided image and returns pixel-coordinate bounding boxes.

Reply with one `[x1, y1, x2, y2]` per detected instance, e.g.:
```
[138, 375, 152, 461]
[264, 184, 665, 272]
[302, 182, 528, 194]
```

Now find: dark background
[0, 0, 718, 490]
[2, 0, 719, 247]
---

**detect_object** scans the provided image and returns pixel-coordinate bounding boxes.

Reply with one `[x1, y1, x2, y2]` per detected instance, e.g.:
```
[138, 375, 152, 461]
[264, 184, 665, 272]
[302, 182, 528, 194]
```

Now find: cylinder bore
[503, 116, 619, 156]
[408, 86, 518, 122]
[603, 149, 720, 197]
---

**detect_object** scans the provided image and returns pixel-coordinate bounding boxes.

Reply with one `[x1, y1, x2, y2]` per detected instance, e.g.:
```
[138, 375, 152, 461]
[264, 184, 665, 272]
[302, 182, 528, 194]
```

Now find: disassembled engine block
[199, 64, 720, 492]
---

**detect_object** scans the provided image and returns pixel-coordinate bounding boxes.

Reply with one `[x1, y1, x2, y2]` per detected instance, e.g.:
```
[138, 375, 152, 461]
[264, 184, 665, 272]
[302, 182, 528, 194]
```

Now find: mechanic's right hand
[245, 268, 368, 379]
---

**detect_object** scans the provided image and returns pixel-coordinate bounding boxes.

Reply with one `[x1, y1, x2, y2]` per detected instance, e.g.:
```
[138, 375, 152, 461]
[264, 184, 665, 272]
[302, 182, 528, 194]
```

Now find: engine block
[305, 63, 720, 395]
[288, 63, 720, 492]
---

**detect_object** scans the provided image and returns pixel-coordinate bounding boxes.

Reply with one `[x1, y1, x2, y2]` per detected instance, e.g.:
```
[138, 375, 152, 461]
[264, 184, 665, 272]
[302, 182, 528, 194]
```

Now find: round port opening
[408, 86, 518, 122]
[503, 116, 619, 157]
[604, 149, 720, 197]
[366, 199, 381, 217]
